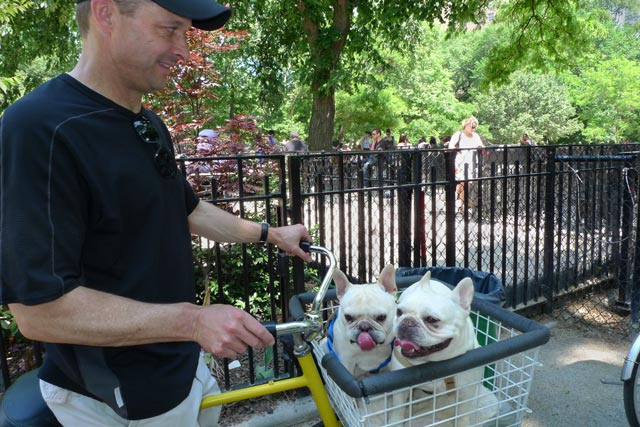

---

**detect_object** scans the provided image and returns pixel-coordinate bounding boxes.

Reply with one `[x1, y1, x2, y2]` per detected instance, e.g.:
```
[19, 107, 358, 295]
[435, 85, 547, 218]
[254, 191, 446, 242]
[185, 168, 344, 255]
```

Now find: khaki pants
[40, 354, 221, 427]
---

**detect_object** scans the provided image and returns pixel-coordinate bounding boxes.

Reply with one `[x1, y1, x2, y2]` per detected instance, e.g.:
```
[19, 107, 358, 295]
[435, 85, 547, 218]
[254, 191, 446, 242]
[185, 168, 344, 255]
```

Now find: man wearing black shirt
[0, 0, 311, 425]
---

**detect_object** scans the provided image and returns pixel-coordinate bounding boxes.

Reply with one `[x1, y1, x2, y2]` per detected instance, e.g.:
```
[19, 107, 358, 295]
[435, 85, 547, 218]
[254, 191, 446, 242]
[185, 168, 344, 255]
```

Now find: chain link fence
[3, 145, 638, 391]
[291, 144, 640, 336]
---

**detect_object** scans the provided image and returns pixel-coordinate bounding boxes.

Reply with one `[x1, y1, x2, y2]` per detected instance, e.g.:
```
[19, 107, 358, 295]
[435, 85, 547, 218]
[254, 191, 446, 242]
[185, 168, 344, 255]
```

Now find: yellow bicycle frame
[200, 245, 341, 427]
[200, 351, 339, 427]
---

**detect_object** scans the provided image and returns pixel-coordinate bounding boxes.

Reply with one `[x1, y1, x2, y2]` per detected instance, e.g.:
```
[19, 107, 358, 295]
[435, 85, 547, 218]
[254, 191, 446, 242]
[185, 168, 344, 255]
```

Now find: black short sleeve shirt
[0, 74, 201, 419]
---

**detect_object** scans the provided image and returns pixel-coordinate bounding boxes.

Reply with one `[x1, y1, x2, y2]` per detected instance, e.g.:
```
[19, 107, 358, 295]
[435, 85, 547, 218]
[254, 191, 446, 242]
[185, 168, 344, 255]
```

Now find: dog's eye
[396, 309, 403, 317]
[344, 314, 354, 323]
[376, 314, 387, 323]
[424, 316, 439, 324]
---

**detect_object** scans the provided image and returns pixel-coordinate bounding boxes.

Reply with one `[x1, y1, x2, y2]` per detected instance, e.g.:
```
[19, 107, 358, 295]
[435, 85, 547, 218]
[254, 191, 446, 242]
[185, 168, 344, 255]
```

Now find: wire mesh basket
[290, 289, 549, 427]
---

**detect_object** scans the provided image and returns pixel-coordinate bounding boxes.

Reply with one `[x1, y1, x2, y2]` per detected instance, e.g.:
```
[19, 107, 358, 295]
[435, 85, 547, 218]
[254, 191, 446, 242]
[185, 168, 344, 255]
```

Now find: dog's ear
[333, 269, 351, 300]
[417, 270, 432, 288]
[378, 264, 397, 295]
[452, 277, 474, 312]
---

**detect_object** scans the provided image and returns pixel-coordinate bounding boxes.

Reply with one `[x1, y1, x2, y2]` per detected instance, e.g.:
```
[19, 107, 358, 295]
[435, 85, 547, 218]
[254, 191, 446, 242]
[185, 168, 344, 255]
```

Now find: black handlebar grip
[299, 241, 312, 253]
[263, 321, 277, 339]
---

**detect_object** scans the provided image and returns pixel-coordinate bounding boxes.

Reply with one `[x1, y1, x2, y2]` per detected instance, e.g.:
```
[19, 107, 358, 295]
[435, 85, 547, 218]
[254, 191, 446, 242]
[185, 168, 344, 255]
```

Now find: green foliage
[475, 71, 582, 145]
[3, 2, 639, 145]
[227, 0, 597, 150]
[193, 238, 275, 319]
[0, 1, 79, 110]
[565, 57, 640, 143]
[482, 0, 597, 85]
[255, 346, 275, 380]
[0, 307, 25, 341]
[444, 24, 506, 102]
[335, 88, 406, 142]
[560, 13, 640, 143]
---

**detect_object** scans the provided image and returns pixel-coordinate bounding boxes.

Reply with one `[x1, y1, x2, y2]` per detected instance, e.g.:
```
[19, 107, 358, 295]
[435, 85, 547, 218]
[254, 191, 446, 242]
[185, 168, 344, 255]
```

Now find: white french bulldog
[322, 265, 397, 380]
[389, 271, 500, 427]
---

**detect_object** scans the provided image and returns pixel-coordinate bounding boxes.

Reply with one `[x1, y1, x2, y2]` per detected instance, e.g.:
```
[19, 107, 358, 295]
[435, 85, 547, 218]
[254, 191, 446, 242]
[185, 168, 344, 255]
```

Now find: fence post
[398, 151, 412, 267]
[632, 165, 640, 326]
[0, 327, 9, 390]
[445, 150, 456, 266]
[357, 170, 366, 281]
[542, 147, 557, 313]
[617, 162, 635, 309]
[287, 156, 306, 296]
[337, 154, 347, 272]
[412, 152, 425, 266]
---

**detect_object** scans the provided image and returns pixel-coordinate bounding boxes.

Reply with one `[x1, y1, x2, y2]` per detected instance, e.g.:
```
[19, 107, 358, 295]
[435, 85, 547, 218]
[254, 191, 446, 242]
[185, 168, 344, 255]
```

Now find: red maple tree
[146, 28, 282, 199]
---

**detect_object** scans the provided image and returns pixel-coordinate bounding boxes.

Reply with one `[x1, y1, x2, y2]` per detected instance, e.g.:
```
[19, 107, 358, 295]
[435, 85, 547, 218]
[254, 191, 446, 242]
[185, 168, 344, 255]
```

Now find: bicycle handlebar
[263, 243, 336, 342]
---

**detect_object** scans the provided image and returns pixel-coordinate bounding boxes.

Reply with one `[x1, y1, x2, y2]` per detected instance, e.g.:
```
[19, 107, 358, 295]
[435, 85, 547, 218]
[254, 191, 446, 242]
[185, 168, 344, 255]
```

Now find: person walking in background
[360, 130, 372, 150]
[284, 130, 309, 152]
[372, 128, 394, 180]
[380, 128, 395, 149]
[0, 1, 312, 426]
[429, 136, 438, 149]
[417, 136, 428, 149]
[520, 133, 532, 146]
[267, 129, 277, 147]
[448, 116, 484, 213]
[370, 128, 382, 151]
[397, 133, 412, 149]
[363, 128, 384, 179]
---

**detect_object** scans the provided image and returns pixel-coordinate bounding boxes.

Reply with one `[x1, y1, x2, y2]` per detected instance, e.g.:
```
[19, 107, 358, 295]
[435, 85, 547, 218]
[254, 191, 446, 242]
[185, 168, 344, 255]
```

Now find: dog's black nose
[359, 322, 371, 331]
[401, 317, 418, 328]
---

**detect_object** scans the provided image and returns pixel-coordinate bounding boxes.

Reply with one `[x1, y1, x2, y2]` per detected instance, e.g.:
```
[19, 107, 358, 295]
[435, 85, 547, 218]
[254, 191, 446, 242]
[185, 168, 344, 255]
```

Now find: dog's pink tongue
[394, 339, 420, 352]
[357, 332, 376, 351]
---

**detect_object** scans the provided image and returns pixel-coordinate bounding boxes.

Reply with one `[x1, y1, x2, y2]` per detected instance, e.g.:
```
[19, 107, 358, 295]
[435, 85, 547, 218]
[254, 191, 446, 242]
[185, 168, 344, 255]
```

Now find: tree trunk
[296, 0, 349, 152]
[308, 87, 335, 152]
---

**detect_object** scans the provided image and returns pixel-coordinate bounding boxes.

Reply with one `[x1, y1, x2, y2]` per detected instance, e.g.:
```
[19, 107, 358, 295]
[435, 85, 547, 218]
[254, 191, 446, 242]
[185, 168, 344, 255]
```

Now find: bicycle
[0, 244, 550, 427]
[0, 243, 341, 427]
[623, 327, 640, 426]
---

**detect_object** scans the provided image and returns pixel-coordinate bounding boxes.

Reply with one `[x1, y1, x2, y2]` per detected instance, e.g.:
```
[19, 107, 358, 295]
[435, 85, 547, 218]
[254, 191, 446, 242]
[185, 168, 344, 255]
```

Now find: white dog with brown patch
[389, 271, 500, 426]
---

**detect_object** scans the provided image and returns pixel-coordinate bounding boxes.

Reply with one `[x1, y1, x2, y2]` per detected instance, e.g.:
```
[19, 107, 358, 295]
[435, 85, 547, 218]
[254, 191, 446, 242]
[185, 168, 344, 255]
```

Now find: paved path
[522, 320, 628, 427]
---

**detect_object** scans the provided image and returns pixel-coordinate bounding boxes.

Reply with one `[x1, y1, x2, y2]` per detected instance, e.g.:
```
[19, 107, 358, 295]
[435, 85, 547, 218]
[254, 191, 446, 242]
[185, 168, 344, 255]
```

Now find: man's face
[108, 1, 191, 96]
[372, 130, 381, 141]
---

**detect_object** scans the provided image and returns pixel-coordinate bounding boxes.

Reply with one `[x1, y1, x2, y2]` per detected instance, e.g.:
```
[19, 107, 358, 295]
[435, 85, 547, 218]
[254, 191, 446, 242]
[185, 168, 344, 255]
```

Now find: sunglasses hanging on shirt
[133, 114, 178, 179]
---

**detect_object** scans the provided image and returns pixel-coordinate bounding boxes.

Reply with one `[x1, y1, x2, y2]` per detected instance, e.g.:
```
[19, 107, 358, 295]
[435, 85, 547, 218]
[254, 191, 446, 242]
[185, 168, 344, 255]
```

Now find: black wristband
[259, 222, 269, 243]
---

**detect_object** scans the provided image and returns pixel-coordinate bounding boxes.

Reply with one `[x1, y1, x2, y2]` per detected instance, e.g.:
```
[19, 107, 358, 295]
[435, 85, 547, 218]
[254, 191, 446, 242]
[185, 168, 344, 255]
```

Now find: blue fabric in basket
[395, 266, 506, 306]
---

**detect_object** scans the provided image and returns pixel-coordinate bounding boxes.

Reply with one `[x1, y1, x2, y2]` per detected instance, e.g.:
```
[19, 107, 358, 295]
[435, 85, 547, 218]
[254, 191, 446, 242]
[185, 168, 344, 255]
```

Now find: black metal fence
[2, 144, 638, 390]
[289, 145, 639, 315]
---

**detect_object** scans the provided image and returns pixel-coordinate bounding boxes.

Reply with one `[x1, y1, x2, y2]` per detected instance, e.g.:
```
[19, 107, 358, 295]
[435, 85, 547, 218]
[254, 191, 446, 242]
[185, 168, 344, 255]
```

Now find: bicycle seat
[0, 368, 62, 427]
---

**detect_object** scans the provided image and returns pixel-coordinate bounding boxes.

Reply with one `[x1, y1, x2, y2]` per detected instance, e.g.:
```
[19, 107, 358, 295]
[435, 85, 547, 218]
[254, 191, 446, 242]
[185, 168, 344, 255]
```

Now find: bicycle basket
[290, 287, 549, 427]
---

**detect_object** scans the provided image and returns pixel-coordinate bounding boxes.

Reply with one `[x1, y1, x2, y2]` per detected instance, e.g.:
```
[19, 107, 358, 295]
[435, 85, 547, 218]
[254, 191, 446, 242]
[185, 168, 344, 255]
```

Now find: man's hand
[193, 305, 275, 360]
[268, 223, 312, 262]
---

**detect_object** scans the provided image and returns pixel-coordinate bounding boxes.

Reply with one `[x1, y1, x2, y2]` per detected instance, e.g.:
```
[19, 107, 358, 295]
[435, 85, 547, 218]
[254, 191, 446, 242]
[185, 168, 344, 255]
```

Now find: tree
[334, 87, 406, 142]
[560, 9, 640, 142]
[146, 28, 251, 143]
[145, 29, 281, 197]
[228, 0, 590, 151]
[566, 57, 640, 143]
[0, 1, 78, 110]
[381, 25, 474, 140]
[474, 71, 582, 145]
[334, 25, 476, 143]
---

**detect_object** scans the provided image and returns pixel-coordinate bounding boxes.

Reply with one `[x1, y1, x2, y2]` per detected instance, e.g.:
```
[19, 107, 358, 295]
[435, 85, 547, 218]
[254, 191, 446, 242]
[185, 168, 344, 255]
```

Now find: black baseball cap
[77, 0, 231, 31]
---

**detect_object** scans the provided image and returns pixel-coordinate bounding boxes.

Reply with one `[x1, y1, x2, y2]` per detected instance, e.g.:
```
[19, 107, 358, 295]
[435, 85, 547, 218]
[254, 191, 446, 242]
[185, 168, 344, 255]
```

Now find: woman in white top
[448, 116, 484, 211]
[397, 133, 412, 149]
